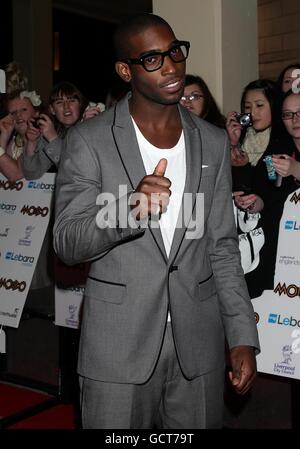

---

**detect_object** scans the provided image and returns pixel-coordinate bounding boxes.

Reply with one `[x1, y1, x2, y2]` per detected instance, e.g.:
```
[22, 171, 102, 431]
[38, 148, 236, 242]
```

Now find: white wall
[153, 0, 258, 114]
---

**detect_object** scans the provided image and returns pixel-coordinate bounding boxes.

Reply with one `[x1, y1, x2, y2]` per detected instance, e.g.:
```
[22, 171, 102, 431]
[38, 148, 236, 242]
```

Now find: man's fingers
[153, 158, 167, 177]
[150, 192, 170, 214]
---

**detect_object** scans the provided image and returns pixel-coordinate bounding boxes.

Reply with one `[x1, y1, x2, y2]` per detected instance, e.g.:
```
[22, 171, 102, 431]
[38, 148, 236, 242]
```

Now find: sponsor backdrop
[253, 189, 300, 379]
[0, 174, 55, 327]
[0, 173, 85, 330]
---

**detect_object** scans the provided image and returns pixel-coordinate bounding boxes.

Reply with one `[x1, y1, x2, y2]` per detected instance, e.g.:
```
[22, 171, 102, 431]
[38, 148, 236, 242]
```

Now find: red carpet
[0, 382, 78, 429]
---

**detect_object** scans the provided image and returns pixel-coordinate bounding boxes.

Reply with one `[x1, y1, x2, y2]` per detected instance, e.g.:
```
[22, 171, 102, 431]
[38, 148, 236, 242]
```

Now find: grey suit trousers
[79, 323, 224, 429]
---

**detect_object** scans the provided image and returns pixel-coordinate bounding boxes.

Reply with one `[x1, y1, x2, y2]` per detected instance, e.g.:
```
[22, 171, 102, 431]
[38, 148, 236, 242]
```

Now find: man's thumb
[153, 158, 167, 177]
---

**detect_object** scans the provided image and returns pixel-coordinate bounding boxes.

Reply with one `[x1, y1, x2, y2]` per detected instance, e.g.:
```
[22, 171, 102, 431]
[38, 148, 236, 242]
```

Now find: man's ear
[49, 104, 55, 116]
[115, 61, 132, 83]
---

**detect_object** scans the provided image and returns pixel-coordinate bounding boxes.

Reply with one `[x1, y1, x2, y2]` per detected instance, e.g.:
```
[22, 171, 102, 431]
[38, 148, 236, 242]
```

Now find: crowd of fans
[1, 61, 300, 300]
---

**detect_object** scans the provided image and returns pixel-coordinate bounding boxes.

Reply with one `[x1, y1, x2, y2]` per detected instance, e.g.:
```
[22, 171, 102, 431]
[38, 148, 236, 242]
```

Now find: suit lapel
[112, 97, 146, 191]
[168, 108, 203, 265]
[112, 96, 168, 261]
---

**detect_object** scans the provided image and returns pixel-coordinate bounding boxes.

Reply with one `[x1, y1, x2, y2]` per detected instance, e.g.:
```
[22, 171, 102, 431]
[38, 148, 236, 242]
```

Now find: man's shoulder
[180, 106, 226, 143]
[74, 106, 116, 135]
[193, 115, 226, 140]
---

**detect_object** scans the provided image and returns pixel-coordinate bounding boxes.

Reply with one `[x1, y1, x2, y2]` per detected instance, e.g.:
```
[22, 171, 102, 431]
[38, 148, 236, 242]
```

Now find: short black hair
[240, 79, 283, 139]
[113, 13, 172, 61]
[240, 79, 280, 114]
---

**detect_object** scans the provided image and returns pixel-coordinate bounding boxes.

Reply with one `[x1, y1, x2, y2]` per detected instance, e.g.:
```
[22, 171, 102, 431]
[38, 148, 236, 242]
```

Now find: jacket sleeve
[22, 136, 61, 180]
[207, 131, 260, 352]
[53, 126, 145, 266]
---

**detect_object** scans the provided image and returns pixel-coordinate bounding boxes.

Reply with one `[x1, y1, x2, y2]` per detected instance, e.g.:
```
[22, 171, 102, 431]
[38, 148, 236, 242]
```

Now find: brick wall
[258, 0, 300, 80]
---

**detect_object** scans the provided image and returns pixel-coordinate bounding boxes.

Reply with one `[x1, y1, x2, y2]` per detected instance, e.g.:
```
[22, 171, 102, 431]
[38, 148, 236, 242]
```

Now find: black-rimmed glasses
[282, 110, 300, 120]
[121, 41, 190, 72]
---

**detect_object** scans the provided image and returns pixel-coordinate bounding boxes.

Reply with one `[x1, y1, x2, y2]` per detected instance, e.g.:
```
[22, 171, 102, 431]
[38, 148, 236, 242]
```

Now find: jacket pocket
[85, 276, 126, 304]
[198, 273, 216, 301]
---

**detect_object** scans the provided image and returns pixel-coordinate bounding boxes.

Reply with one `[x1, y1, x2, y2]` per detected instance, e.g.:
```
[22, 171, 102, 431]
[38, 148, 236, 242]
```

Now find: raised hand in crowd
[24, 118, 43, 156]
[0, 114, 15, 148]
[226, 111, 242, 146]
[272, 154, 300, 180]
[36, 113, 58, 142]
[82, 102, 104, 121]
[226, 111, 249, 167]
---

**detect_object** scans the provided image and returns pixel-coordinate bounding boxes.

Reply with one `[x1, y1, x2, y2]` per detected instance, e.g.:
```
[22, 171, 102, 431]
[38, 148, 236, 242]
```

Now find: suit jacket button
[170, 265, 178, 273]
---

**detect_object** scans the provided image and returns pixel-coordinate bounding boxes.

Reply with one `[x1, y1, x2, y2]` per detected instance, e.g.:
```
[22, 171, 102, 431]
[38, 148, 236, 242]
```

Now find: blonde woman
[0, 89, 41, 182]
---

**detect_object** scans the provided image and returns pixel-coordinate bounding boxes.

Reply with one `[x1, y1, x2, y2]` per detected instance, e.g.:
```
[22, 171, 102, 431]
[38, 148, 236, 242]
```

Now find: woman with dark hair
[180, 74, 226, 128]
[277, 63, 300, 93]
[22, 81, 104, 179]
[272, 90, 300, 187]
[227, 79, 294, 298]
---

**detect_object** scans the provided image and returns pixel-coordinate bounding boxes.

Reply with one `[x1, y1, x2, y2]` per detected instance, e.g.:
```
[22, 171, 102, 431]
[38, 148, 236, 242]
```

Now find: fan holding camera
[23, 82, 104, 180]
[225, 79, 286, 299]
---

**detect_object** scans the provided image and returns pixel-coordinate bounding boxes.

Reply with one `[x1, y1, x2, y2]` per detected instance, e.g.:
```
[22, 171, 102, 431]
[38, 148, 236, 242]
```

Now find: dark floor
[224, 372, 300, 429]
[0, 381, 78, 429]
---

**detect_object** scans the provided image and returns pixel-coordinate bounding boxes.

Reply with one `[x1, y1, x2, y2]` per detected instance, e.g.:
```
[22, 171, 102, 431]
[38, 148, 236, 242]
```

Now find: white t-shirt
[131, 118, 186, 257]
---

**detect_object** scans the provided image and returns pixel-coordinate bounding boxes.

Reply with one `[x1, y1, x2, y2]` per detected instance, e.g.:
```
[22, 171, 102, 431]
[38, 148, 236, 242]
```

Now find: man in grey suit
[53, 13, 259, 429]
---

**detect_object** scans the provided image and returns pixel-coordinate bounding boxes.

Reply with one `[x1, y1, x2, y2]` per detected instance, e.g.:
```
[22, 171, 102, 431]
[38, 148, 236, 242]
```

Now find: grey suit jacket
[22, 136, 62, 180]
[53, 94, 260, 384]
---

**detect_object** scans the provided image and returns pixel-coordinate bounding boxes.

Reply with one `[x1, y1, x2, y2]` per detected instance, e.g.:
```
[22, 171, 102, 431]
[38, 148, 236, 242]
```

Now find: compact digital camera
[235, 112, 252, 128]
[31, 117, 40, 129]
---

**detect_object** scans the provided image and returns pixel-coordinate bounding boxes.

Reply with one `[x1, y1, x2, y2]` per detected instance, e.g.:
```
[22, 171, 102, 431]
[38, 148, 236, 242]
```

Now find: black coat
[232, 131, 300, 298]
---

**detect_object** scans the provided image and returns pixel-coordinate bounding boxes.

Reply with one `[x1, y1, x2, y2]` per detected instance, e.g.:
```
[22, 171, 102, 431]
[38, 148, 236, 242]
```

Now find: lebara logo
[274, 345, 296, 376]
[0, 203, 17, 214]
[27, 181, 55, 192]
[5, 251, 35, 266]
[0, 180, 23, 191]
[285, 220, 300, 231]
[268, 313, 278, 324]
[18, 225, 35, 246]
[268, 313, 300, 327]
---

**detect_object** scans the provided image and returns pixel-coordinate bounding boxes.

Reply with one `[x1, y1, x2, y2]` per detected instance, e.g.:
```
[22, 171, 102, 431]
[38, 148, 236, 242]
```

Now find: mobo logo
[274, 282, 300, 298]
[20, 205, 49, 217]
[0, 180, 23, 191]
[0, 277, 26, 292]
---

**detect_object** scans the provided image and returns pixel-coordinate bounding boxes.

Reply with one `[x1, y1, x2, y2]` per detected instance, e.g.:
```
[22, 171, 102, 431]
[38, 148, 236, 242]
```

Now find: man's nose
[161, 55, 176, 74]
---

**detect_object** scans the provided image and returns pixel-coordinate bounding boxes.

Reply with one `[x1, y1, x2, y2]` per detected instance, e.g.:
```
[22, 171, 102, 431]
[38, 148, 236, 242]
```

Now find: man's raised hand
[133, 158, 171, 219]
